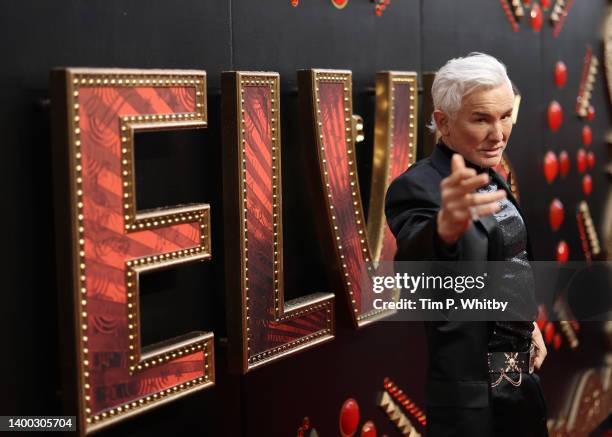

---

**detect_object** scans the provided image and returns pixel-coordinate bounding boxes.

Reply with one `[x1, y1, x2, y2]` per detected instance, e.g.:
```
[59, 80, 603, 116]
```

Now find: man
[385, 53, 548, 436]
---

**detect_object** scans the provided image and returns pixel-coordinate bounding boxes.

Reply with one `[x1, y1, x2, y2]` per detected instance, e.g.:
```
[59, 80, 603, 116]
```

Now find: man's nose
[489, 121, 504, 141]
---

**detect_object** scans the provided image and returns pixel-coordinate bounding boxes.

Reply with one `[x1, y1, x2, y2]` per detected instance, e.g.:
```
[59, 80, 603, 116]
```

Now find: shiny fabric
[477, 180, 535, 353]
[477, 180, 548, 437]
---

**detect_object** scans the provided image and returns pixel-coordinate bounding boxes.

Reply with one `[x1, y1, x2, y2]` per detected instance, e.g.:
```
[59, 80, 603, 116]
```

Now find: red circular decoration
[339, 399, 360, 437]
[541, 0, 551, 9]
[559, 150, 570, 177]
[543, 151, 559, 183]
[582, 174, 593, 196]
[587, 151, 595, 169]
[582, 125, 592, 146]
[360, 421, 377, 437]
[544, 322, 555, 343]
[557, 241, 569, 263]
[547, 101, 563, 132]
[375, 5, 382, 16]
[576, 149, 587, 173]
[331, 0, 349, 9]
[587, 105, 595, 121]
[549, 199, 564, 231]
[553, 333, 562, 350]
[554, 61, 567, 88]
[530, 3, 543, 32]
[291, 0, 299, 6]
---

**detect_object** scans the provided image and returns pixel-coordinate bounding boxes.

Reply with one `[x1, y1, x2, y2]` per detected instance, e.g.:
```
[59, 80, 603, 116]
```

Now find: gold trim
[578, 201, 602, 257]
[61, 68, 215, 435]
[309, 69, 398, 326]
[368, 72, 418, 264]
[576, 48, 599, 117]
[312, 70, 367, 318]
[225, 72, 335, 373]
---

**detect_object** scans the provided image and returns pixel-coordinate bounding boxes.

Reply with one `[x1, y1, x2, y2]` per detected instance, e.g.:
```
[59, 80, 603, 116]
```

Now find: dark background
[1, 0, 610, 436]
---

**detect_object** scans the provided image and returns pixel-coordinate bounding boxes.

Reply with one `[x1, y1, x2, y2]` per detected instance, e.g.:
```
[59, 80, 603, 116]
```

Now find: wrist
[436, 212, 459, 245]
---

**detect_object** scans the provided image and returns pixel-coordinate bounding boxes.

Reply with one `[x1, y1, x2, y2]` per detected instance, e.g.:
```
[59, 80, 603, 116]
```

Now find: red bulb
[375, 5, 382, 16]
[582, 174, 593, 196]
[360, 421, 377, 437]
[549, 199, 564, 231]
[587, 105, 595, 121]
[544, 322, 555, 343]
[582, 125, 592, 146]
[541, 0, 551, 9]
[554, 61, 567, 88]
[576, 149, 587, 174]
[587, 151, 595, 169]
[553, 333, 562, 350]
[559, 150, 570, 177]
[547, 101, 563, 132]
[556, 240, 569, 263]
[339, 399, 360, 437]
[530, 3, 543, 32]
[543, 151, 559, 183]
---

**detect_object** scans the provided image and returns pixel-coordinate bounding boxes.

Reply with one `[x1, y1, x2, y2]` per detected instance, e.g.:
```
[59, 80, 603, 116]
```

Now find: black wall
[2, 1, 610, 436]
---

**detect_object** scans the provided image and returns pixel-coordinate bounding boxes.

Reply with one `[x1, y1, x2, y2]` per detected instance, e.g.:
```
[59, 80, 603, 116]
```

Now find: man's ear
[433, 110, 450, 136]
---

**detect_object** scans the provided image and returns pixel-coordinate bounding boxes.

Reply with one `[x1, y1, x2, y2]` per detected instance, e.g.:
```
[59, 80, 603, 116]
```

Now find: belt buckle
[528, 343, 535, 374]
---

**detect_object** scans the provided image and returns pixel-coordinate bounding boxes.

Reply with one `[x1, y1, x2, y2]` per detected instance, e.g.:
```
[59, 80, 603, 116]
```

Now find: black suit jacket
[384, 143, 533, 436]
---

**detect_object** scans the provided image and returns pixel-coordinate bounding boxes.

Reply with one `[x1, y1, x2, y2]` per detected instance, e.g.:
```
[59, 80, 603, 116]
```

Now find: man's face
[436, 84, 515, 168]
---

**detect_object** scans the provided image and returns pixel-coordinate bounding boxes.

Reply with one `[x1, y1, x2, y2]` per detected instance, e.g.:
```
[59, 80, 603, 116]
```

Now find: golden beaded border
[125, 223, 211, 374]
[65, 69, 215, 434]
[390, 74, 417, 170]
[369, 73, 417, 263]
[579, 201, 601, 256]
[368, 72, 394, 264]
[119, 76, 206, 230]
[248, 328, 331, 368]
[358, 73, 418, 323]
[313, 70, 395, 325]
[313, 71, 368, 313]
[236, 72, 334, 370]
[237, 74, 278, 363]
[89, 338, 213, 431]
[577, 54, 599, 118]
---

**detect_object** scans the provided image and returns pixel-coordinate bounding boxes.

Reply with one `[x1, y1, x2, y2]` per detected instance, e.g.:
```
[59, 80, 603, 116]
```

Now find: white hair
[428, 52, 514, 132]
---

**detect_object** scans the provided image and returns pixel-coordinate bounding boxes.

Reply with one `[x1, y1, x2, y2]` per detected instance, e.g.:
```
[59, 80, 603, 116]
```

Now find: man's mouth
[481, 147, 504, 157]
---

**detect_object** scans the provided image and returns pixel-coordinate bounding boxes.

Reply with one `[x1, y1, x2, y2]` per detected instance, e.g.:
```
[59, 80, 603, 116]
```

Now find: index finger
[451, 153, 466, 173]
